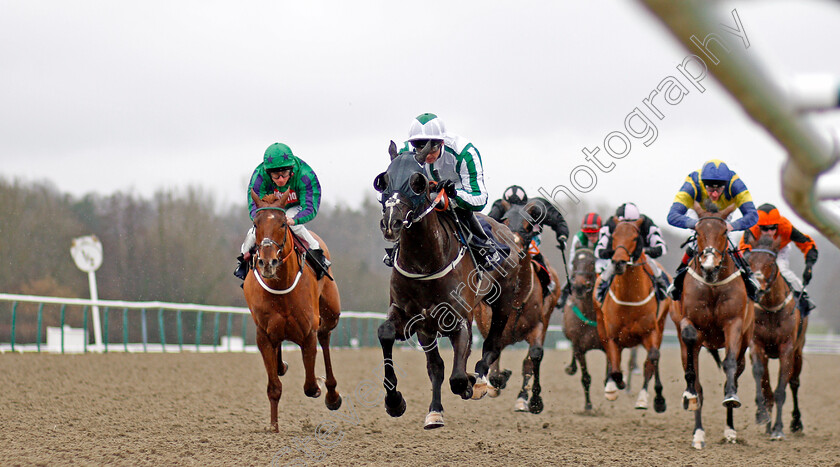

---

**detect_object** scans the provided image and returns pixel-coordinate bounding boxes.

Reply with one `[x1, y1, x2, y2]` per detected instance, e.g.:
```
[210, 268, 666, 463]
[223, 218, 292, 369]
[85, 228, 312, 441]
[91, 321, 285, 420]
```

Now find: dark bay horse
[374, 142, 526, 429]
[474, 202, 562, 413]
[747, 234, 807, 440]
[562, 247, 604, 411]
[243, 191, 342, 432]
[595, 219, 670, 412]
[671, 202, 754, 449]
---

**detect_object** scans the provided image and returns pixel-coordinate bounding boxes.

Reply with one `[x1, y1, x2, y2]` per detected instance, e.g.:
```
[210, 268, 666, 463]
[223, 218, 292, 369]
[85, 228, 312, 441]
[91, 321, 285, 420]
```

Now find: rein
[572, 304, 597, 327]
[403, 188, 447, 228]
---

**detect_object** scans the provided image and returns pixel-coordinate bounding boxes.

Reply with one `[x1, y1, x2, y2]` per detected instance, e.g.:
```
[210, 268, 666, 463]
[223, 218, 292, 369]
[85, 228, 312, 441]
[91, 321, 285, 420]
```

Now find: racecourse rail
[1, 293, 838, 354]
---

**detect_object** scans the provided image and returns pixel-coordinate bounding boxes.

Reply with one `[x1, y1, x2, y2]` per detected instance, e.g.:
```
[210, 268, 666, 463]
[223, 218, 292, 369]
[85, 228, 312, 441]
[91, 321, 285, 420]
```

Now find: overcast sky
[2, 0, 839, 233]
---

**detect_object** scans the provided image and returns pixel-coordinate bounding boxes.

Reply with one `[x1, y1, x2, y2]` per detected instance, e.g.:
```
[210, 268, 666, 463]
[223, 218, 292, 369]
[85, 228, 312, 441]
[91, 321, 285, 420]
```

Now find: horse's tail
[707, 347, 723, 370]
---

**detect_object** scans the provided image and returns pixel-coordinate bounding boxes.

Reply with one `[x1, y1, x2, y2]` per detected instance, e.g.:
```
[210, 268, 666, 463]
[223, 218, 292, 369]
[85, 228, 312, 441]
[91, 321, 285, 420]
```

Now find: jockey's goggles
[269, 168, 292, 178]
[759, 225, 778, 232]
[705, 182, 726, 191]
[410, 139, 441, 151]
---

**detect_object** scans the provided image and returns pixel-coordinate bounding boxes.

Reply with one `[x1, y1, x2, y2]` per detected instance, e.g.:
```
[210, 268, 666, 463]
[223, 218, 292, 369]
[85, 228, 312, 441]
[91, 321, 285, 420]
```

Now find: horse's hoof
[584, 402, 593, 411]
[755, 410, 770, 426]
[304, 386, 321, 398]
[654, 395, 666, 413]
[790, 419, 803, 433]
[514, 397, 529, 412]
[529, 395, 544, 414]
[604, 381, 619, 401]
[635, 388, 648, 410]
[692, 429, 706, 450]
[489, 370, 512, 390]
[724, 427, 737, 443]
[723, 394, 741, 409]
[326, 394, 342, 411]
[770, 429, 785, 441]
[471, 376, 490, 400]
[564, 364, 577, 376]
[385, 392, 406, 418]
[423, 411, 444, 430]
[278, 361, 289, 376]
[682, 391, 699, 411]
[487, 385, 501, 398]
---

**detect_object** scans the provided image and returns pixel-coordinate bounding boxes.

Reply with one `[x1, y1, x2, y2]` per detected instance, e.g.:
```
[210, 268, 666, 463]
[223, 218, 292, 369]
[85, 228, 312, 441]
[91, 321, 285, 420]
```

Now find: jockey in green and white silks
[383, 113, 501, 269]
[234, 142, 331, 281]
[399, 113, 488, 212]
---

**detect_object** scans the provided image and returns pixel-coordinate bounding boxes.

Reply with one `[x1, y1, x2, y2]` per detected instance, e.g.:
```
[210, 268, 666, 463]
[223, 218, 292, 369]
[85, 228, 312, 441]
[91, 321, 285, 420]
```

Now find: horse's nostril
[258, 259, 264, 268]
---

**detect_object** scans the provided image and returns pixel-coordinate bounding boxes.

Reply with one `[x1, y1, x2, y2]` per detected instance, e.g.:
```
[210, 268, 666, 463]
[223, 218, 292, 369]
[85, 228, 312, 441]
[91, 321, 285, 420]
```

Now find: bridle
[749, 248, 791, 310]
[253, 207, 295, 267]
[613, 221, 644, 265]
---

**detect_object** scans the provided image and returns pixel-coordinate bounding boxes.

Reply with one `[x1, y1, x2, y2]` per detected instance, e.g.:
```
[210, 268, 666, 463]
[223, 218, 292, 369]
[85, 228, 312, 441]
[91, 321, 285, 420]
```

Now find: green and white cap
[407, 113, 446, 142]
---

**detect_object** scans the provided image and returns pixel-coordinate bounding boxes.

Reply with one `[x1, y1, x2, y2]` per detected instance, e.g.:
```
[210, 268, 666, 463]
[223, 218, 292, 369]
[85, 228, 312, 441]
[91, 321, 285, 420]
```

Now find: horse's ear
[721, 204, 738, 219]
[692, 201, 705, 217]
[414, 150, 426, 165]
[772, 234, 782, 251]
[250, 189, 263, 208]
[278, 190, 291, 208]
[634, 218, 644, 229]
[389, 140, 399, 161]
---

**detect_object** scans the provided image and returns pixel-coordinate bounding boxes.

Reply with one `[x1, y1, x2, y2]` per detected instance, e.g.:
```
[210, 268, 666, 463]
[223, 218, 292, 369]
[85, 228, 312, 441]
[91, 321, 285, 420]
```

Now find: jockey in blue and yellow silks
[665, 160, 760, 301]
[667, 159, 758, 231]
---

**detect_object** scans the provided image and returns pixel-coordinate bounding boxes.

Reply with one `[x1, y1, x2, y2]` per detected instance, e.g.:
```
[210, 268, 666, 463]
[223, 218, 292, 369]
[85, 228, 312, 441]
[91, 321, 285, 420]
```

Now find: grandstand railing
[2, 293, 839, 354]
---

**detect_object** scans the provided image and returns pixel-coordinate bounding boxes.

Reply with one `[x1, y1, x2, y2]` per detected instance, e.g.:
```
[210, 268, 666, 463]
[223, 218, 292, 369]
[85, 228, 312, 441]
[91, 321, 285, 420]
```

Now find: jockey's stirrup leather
[654, 273, 669, 301]
[741, 271, 760, 302]
[794, 290, 816, 315]
[233, 253, 250, 281]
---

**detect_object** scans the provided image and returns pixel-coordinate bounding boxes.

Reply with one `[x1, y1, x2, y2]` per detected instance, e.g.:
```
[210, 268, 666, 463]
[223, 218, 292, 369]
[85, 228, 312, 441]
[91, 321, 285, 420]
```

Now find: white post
[71, 236, 104, 352]
[88, 270, 103, 351]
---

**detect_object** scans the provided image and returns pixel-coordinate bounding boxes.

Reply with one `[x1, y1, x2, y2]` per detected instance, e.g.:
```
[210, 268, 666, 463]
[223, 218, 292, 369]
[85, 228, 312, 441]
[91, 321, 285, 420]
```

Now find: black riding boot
[234, 251, 252, 280]
[654, 271, 670, 301]
[306, 249, 332, 281]
[596, 276, 611, 303]
[454, 209, 500, 268]
[795, 290, 816, 316]
[556, 282, 571, 309]
[667, 263, 688, 301]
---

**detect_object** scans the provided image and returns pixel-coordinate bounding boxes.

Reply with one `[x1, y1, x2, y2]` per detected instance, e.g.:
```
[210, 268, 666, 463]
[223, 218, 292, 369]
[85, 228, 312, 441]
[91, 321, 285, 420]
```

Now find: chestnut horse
[562, 247, 604, 411]
[595, 219, 670, 411]
[243, 191, 342, 432]
[671, 202, 754, 449]
[747, 234, 807, 440]
[374, 142, 526, 429]
[474, 202, 562, 413]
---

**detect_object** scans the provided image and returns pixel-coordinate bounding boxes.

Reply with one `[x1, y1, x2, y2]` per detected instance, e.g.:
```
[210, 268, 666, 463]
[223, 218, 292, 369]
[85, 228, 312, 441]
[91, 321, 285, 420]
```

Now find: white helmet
[617, 202, 640, 221]
[407, 113, 446, 142]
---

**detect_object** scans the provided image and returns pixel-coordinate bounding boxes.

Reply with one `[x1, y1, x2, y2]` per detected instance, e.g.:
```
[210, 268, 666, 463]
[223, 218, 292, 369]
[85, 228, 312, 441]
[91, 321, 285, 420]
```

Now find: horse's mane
[261, 193, 281, 204]
[701, 199, 719, 213]
[755, 234, 775, 250]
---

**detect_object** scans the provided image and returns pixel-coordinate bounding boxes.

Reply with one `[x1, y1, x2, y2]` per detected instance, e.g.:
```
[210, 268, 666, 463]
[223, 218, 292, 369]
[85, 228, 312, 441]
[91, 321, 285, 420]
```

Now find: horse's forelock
[755, 234, 775, 250]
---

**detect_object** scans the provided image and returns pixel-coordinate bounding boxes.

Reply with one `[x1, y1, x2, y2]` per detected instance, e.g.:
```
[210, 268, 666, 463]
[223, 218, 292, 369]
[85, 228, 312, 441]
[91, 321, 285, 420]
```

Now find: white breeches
[776, 244, 803, 292]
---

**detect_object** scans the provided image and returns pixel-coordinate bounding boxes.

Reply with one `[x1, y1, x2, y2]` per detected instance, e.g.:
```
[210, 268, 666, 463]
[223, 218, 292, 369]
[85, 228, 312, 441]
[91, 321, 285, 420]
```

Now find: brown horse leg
[449, 318, 474, 400]
[770, 342, 795, 440]
[276, 346, 288, 376]
[604, 339, 625, 395]
[473, 307, 507, 393]
[527, 343, 544, 414]
[301, 330, 321, 398]
[317, 329, 342, 411]
[680, 322, 700, 410]
[377, 315, 406, 417]
[256, 329, 282, 433]
[565, 348, 578, 375]
[417, 332, 446, 429]
[577, 349, 593, 411]
[721, 322, 745, 408]
[750, 343, 771, 427]
[514, 354, 534, 411]
[790, 348, 804, 433]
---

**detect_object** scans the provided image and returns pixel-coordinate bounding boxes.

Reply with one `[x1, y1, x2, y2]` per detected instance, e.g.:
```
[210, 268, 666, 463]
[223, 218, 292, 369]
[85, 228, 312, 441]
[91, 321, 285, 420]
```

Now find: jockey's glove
[803, 265, 813, 287]
[438, 179, 457, 198]
[644, 246, 663, 258]
[556, 235, 567, 251]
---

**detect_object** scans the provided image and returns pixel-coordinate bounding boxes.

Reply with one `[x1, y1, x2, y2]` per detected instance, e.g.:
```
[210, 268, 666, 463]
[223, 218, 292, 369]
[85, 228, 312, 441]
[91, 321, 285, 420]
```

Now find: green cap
[263, 143, 296, 170]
